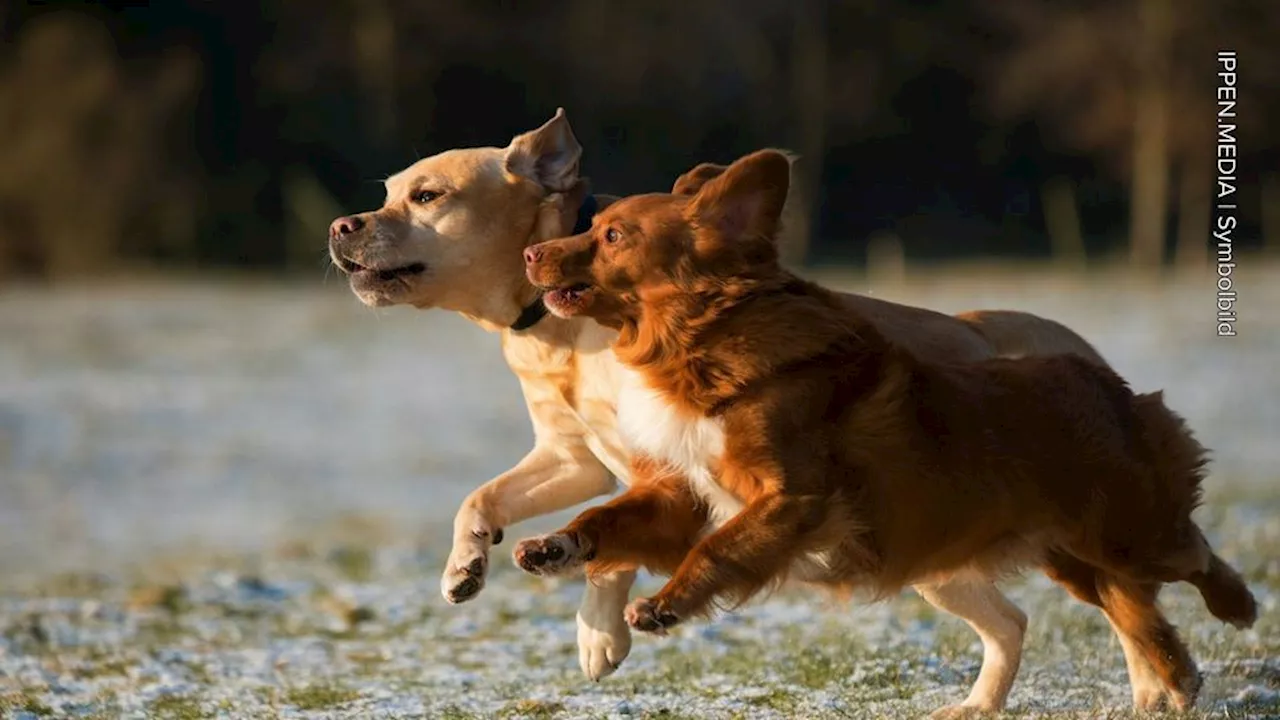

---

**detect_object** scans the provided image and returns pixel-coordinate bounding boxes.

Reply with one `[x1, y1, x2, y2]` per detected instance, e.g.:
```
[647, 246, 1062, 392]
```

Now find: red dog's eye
[604, 228, 620, 244]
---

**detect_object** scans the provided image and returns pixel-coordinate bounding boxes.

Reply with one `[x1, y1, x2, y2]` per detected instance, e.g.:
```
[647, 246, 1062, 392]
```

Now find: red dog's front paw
[625, 597, 681, 635]
[512, 533, 588, 576]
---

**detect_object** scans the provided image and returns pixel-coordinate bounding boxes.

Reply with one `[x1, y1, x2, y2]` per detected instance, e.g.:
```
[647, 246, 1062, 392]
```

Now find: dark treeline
[0, 0, 1276, 277]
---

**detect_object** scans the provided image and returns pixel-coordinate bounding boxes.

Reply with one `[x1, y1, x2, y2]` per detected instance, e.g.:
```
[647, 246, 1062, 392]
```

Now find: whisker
[319, 250, 336, 284]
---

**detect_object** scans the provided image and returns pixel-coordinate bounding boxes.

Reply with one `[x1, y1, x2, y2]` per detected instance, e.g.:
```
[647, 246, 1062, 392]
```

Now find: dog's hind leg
[1183, 527, 1258, 628]
[1076, 523, 1257, 631]
[1112, 522, 1257, 629]
[1042, 552, 1168, 710]
[1095, 573, 1201, 711]
[915, 580, 1027, 719]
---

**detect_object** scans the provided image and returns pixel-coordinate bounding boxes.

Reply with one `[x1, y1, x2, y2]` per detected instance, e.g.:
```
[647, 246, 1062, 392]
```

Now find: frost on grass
[1, 267, 1278, 718]
[1, 541, 1277, 719]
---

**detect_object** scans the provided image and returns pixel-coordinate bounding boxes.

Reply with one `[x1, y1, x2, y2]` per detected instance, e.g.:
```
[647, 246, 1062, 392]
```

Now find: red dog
[512, 149, 1257, 717]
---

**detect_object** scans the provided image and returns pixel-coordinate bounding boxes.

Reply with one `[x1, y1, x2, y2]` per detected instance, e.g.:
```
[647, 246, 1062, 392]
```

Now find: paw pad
[513, 534, 583, 576]
[625, 597, 680, 635]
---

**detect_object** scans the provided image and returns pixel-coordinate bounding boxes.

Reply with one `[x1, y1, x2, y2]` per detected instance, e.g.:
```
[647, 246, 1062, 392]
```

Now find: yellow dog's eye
[604, 228, 620, 244]
[413, 190, 442, 204]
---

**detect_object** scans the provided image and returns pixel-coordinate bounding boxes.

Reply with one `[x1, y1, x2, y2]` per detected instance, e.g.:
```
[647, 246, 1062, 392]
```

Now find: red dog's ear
[672, 162, 729, 196]
[686, 149, 791, 243]
[504, 107, 583, 193]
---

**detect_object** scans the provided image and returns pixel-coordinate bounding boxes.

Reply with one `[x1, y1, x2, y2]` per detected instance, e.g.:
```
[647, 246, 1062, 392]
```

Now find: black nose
[523, 246, 543, 265]
[329, 215, 364, 237]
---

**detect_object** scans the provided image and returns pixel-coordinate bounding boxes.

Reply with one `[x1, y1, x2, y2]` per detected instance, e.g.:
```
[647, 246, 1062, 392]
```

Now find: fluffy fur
[326, 109, 1143, 707]
[515, 149, 1257, 716]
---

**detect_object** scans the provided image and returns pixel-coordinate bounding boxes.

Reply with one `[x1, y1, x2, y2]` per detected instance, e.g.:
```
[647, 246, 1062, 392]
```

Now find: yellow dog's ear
[686, 149, 792, 245]
[671, 162, 729, 196]
[504, 107, 583, 193]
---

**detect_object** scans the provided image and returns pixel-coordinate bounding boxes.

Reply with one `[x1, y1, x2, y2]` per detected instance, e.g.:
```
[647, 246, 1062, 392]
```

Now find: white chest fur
[615, 368, 841, 583]
[615, 368, 743, 526]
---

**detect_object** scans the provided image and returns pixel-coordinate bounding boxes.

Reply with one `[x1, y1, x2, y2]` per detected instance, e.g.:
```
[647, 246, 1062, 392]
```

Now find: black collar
[573, 194, 599, 234]
[509, 296, 550, 332]
[510, 194, 599, 332]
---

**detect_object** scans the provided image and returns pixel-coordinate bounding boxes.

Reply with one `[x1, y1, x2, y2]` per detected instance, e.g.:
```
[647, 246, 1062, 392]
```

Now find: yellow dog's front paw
[441, 526, 502, 604]
[577, 610, 631, 681]
[441, 544, 489, 604]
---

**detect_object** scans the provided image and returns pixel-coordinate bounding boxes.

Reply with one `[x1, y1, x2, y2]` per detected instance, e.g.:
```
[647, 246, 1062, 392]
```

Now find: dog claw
[442, 542, 490, 604]
[625, 597, 680, 635]
[513, 533, 586, 576]
[445, 575, 482, 604]
[578, 617, 631, 681]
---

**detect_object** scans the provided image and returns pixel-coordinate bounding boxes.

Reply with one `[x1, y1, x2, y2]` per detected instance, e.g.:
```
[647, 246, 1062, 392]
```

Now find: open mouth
[337, 258, 427, 281]
[543, 282, 595, 316]
[547, 283, 591, 304]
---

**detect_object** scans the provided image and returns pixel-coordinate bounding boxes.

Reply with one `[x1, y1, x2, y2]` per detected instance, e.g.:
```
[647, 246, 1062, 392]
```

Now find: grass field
[1, 262, 1277, 718]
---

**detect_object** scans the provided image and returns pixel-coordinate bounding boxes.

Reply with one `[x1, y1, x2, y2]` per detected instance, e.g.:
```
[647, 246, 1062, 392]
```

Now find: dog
[514, 148, 1258, 717]
[326, 110, 1120, 694]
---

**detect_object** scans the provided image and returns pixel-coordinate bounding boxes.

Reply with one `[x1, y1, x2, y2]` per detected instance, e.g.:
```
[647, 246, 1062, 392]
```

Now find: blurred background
[2, 0, 1278, 274]
[1, 0, 1279, 579]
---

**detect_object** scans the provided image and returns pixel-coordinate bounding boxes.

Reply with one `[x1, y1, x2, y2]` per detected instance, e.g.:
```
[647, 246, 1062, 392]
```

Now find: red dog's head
[522, 149, 792, 327]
